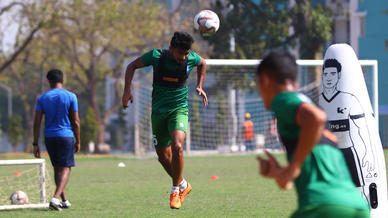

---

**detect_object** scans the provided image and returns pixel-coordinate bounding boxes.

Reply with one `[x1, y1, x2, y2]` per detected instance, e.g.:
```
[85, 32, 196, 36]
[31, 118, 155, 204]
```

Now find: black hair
[323, 59, 341, 72]
[256, 50, 298, 84]
[46, 69, 63, 83]
[170, 31, 194, 50]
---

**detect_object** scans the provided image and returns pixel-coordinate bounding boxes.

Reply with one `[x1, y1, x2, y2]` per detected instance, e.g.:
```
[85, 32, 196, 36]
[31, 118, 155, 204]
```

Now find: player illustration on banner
[319, 58, 377, 190]
[319, 43, 388, 218]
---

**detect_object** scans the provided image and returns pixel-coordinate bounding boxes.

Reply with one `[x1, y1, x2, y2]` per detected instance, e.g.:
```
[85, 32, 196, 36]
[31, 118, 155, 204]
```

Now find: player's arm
[32, 110, 43, 158]
[276, 103, 327, 189]
[351, 115, 375, 172]
[70, 111, 81, 153]
[196, 57, 208, 106]
[122, 57, 144, 108]
[347, 94, 375, 172]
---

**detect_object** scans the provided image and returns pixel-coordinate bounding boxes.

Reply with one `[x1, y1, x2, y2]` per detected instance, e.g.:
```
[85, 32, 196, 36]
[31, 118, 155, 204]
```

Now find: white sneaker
[61, 200, 71, 209]
[49, 198, 62, 211]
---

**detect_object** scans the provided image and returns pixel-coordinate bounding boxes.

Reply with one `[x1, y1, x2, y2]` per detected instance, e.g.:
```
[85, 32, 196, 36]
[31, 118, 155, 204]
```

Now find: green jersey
[271, 92, 369, 211]
[141, 48, 201, 113]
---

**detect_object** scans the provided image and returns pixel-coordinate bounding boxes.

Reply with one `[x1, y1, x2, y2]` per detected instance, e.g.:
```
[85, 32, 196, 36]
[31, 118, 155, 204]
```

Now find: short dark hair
[46, 69, 63, 83]
[256, 50, 298, 84]
[170, 31, 194, 50]
[323, 59, 341, 73]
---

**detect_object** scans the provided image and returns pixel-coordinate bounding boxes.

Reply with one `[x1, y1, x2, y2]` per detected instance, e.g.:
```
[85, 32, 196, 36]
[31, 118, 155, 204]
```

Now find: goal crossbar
[0, 159, 45, 165]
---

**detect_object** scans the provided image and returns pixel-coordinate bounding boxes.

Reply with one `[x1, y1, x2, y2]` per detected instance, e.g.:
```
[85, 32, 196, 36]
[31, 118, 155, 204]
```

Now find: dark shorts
[151, 107, 188, 149]
[341, 147, 364, 187]
[45, 137, 75, 167]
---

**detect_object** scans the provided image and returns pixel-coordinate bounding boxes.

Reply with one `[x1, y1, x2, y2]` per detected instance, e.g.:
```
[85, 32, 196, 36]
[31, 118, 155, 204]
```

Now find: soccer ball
[10, 191, 29, 205]
[194, 10, 220, 37]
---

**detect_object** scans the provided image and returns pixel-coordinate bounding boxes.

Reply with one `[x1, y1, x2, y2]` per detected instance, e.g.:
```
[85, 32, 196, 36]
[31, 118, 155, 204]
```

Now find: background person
[243, 112, 255, 151]
[33, 69, 80, 211]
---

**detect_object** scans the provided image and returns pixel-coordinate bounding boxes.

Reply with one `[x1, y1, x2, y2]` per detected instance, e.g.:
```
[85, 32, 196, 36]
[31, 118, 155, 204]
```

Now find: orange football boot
[170, 192, 181, 209]
[179, 182, 192, 204]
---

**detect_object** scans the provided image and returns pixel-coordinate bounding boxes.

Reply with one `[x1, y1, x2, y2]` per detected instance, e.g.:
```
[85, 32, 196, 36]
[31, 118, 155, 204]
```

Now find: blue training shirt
[36, 88, 78, 138]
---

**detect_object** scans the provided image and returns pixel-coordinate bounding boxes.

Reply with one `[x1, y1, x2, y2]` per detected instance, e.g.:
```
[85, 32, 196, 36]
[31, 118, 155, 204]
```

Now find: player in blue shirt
[33, 69, 80, 211]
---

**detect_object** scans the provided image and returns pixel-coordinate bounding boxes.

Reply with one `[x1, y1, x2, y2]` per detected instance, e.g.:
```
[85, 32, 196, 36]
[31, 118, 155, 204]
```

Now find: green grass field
[1, 150, 387, 217]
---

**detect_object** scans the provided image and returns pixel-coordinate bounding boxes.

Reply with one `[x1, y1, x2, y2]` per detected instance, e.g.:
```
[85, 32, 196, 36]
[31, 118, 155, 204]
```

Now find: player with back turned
[255, 50, 369, 218]
[33, 69, 80, 211]
[122, 31, 208, 209]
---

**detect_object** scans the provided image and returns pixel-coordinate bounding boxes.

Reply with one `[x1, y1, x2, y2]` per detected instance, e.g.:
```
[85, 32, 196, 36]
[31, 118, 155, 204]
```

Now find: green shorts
[151, 107, 188, 149]
[291, 204, 370, 218]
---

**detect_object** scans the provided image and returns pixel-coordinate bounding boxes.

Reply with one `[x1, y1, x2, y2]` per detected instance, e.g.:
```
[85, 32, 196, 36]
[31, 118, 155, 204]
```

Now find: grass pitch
[1, 150, 387, 217]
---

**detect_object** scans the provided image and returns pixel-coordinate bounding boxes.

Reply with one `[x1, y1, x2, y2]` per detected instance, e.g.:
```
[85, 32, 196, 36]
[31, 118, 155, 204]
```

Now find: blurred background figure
[243, 112, 255, 151]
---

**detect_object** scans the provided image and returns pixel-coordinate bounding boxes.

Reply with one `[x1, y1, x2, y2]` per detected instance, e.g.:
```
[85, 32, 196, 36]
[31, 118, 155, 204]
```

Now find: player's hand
[33, 146, 41, 158]
[74, 142, 81, 153]
[362, 156, 376, 173]
[257, 150, 281, 178]
[257, 156, 270, 175]
[275, 165, 301, 190]
[196, 87, 208, 106]
[122, 89, 133, 109]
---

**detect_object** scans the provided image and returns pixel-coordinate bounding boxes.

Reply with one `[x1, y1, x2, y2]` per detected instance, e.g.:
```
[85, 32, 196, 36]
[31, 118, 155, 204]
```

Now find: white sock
[171, 186, 179, 194]
[179, 178, 188, 191]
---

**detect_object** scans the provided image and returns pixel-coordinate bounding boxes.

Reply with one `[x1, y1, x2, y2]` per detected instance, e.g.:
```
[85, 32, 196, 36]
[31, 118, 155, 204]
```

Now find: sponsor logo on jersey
[162, 77, 179, 82]
[337, 107, 347, 114]
[328, 119, 350, 132]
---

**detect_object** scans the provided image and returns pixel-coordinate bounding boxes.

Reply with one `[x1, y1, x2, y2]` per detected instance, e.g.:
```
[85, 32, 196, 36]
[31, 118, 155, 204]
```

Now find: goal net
[0, 159, 54, 210]
[131, 59, 378, 154]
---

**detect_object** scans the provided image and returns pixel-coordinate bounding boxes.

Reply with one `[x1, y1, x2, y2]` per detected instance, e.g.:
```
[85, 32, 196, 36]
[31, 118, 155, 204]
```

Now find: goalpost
[0, 159, 53, 210]
[131, 59, 378, 155]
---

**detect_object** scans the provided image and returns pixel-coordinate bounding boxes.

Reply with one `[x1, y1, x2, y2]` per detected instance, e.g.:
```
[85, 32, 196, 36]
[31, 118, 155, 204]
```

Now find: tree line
[0, 0, 332, 153]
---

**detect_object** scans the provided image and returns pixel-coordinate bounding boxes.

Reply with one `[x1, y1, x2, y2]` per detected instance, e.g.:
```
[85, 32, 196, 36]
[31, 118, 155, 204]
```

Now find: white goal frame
[131, 59, 378, 155]
[0, 159, 49, 210]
